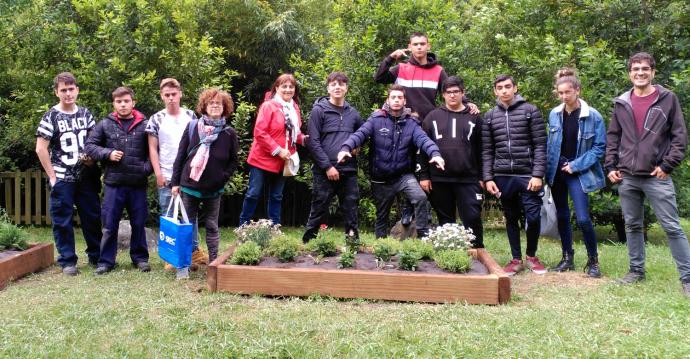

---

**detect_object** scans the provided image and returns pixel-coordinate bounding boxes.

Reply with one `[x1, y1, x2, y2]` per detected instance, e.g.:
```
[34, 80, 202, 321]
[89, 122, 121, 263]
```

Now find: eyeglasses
[208, 101, 223, 107]
[444, 90, 462, 95]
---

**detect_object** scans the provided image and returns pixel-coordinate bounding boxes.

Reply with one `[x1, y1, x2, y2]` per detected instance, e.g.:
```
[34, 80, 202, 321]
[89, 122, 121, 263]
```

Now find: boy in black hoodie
[303, 72, 363, 242]
[419, 76, 484, 248]
[85, 87, 153, 275]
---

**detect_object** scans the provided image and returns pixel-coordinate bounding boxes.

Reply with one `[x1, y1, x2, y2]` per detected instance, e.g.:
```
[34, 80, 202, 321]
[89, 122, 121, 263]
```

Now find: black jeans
[494, 176, 543, 260]
[372, 174, 430, 238]
[429, 181, 484, 248]
[303, 171, 359, 240]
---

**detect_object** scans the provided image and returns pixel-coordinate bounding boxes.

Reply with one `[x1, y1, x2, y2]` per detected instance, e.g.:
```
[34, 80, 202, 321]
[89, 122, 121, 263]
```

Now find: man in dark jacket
[483, 75, 547, 275]
[419, 76, 484, 248]
[606, 52, 690, 297]
[85, 87, 153, 275]
[338, 85, 445, 239]
[303, 72, 363, 243]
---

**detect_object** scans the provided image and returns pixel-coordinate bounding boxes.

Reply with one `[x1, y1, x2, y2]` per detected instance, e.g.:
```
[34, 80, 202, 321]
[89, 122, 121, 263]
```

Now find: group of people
[36, 32, 690, 297]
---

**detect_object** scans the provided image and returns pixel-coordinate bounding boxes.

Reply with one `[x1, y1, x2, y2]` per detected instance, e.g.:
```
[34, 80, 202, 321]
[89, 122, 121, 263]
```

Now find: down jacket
[341, 108, 440, 181]
[84, 110, 152, 187]
[482, 95, 546, 181]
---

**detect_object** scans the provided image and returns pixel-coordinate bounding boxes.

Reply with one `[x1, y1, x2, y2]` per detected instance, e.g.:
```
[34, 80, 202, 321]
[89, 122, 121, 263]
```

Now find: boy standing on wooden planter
[35, 72, 102, 276]
[302, 72, 363, 243]
[85, 87, 153, 275]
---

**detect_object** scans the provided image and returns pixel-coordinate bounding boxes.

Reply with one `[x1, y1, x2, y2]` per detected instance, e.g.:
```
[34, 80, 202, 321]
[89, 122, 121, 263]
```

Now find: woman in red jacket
[239, 73, 306, 225]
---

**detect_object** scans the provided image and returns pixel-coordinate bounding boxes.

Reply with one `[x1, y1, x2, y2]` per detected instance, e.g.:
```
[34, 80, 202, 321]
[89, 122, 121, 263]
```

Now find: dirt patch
[511, 271, 608, 298]
[256, 252, 489, 276]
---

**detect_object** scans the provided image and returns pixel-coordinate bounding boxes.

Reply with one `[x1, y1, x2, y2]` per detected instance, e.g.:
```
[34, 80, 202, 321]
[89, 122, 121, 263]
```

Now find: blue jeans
[50, 179, 102, 267]
[551, 171, 598, 257]
[619, 175, 690, 283]
[239, 165, 286, 225]
[371, 173, 430, 238]
[99, 185, 149, 268]
[494, 176, 543, 260]
[159, 185, 199, 250]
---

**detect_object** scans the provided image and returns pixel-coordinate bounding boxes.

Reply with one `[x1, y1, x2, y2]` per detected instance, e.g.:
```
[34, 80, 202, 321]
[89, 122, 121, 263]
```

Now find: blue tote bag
[158, 196, 194, 268]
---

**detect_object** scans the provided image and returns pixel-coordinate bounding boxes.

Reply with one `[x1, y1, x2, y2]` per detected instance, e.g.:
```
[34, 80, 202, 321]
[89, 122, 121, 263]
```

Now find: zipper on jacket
[505, 110, 513, 172]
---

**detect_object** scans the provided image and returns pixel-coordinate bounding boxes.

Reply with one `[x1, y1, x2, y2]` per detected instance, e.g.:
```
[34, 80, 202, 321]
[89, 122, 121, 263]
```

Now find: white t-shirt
[145, 108, 196, 181]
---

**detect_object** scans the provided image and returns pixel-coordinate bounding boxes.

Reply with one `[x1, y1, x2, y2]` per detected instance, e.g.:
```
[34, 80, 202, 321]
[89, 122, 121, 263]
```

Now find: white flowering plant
[421, 223, 475, 251]
[233, 219, 282, 249]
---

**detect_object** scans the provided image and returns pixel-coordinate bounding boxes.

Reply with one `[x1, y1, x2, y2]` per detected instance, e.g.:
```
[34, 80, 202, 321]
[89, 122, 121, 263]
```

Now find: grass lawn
[1, 222, 689, 358]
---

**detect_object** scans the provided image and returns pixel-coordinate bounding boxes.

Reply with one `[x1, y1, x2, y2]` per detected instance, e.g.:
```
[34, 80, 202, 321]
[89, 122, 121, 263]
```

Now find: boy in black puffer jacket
[85, 87, 153, 275]
[338, 85, 445, 239]
[482, 75, 547, 276]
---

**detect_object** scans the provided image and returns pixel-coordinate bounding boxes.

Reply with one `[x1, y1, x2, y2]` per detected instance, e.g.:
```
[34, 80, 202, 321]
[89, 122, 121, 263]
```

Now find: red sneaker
[503, 259, 524, 276]
[526, 256, 547, 274]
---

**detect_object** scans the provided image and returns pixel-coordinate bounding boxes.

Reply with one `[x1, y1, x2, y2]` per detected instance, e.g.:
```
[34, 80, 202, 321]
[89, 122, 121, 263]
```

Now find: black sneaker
[88, 258, 99, 268]
[95, 266, 113, 275]
[550, 253, 574, 272]
[62, 265, 78, 276]
[584, 256, 602, 278]
[135, 262, 151, 272]
[682, 282, 690, 299]
[617, 270, 645, 284]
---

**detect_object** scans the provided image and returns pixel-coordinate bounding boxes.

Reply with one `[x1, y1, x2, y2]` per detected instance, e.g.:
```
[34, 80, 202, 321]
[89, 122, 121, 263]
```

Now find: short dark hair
[627, 52, 656, 71]
[493, 74, 516, 87]
[196, 88, 234, 118]
[112, 86, 134, 100]
[409, 31, 428, 42]
[443, 76, 465, 92]
[387, 84, 406, 97]
[53, 72, 77, 89]
[326, 72, 348, 86]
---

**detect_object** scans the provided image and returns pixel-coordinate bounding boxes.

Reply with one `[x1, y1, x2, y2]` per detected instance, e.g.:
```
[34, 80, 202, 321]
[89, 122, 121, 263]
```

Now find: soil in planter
[255, 252, 489, 275]
[0, 249, 22, 261]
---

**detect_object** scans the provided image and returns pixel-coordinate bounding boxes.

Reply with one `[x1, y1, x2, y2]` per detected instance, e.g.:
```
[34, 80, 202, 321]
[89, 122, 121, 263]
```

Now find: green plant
[434, 250, 471, 273]
[233, 219, 282, 249]
[397, 250, 420, 271]
[267, 236, 302, 263]
[337, 249, 356, 269]
[423, 223, 474, 251]
[306, 232, 338, 257]
[230, 241, 262, 266]
[401, 239, 435, 260]
[0, 222, 29, 251]
[345, 230, 361, 252]
[372, 237, 400, 262]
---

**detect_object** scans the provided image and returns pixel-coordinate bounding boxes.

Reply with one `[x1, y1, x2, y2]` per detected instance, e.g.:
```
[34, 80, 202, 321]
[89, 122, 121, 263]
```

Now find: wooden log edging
[208, 244, 511, 305]
[0, 243, 54, 289]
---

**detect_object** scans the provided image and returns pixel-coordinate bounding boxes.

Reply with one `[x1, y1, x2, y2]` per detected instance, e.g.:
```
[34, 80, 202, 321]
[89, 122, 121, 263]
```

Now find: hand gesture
[607, 170, 622, 184]
[420, 179, 432, 193]
[650, 166, 668, 180]
[429, 156, 445, 171]
[527, 177, 543, 192]
[326, 167, 340, 181]
[389, 49, 409, 60]
[109, 150, 124, 162]
[337, 151, 352, 163]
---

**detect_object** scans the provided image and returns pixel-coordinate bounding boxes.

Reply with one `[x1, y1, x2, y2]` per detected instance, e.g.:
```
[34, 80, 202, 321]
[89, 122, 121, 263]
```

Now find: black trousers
[303, 171, 359, 240]
[428, 181, 484, 248]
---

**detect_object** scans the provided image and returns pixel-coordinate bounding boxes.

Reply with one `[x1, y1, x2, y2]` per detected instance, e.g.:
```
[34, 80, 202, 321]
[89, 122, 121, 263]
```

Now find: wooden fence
[0, 170, 52, 225]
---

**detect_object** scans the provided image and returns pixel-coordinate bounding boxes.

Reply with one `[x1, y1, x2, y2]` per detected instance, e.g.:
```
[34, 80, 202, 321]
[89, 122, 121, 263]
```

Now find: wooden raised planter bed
[207, 246, 510, 305]
[0, 242, 54, 289]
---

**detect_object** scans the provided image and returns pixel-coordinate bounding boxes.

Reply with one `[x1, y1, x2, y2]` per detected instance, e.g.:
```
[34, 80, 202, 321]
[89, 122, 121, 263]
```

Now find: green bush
[434, 250, 471, 273]
[267, 236, 302, 263]
[306, 233, 338, 257]
[397, 250, 420, 271]
[230, 241, 262, 266]
[401, 239, 435, 260]
[372, 237, 400, 262]
[0, 222, 28, 251]
[338, 249, 356, 269]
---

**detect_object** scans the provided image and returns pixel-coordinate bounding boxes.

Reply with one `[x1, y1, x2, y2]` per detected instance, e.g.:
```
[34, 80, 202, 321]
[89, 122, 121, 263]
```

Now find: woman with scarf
[171, 88, 239, 279]
[545, 68, 606, 278]
[239, 73, 306, 226]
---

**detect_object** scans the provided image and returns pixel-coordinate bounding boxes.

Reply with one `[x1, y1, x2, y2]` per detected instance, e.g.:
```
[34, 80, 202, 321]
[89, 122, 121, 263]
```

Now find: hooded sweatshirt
[307, 96, 363, 173]
[374, 52, 447, 119]
[605, 85, 687, 175]
[419, 105, 482, 183]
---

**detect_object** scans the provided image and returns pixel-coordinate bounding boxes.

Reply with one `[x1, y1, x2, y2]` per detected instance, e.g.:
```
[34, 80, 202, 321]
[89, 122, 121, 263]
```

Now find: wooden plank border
[208, 246, 510, 305]
[0, 243, 54, 289]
